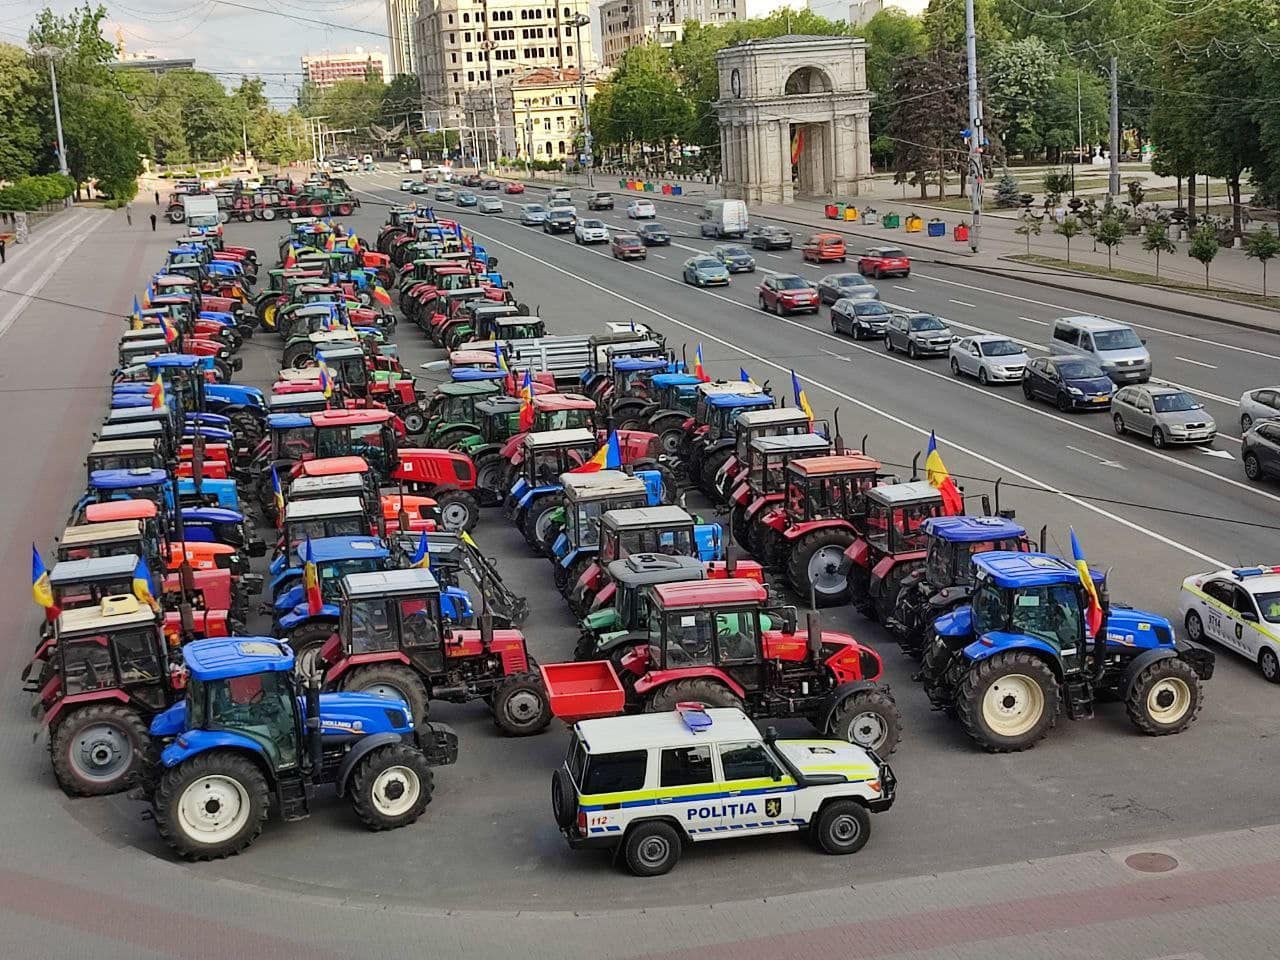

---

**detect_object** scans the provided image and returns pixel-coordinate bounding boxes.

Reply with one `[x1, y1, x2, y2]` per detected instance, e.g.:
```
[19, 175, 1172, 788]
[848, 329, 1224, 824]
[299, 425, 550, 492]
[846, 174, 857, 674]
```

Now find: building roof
[510, 66, 589, 89]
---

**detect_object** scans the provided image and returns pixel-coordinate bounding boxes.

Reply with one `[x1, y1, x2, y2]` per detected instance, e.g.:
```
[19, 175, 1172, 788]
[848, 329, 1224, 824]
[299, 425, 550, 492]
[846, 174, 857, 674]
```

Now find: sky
[0, 0, 863, 105]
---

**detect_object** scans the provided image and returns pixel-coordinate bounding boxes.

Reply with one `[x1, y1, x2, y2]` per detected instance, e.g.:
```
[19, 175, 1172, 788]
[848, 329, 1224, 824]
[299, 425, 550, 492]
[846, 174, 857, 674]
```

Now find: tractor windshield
[61, 636, 118, 694]
[619, 526, 693, 558]
[1010, 584, 1083, 648]
[501, 321, 542, 339]
[867, 500, 936, 553]
[539, 408, 595, 431]
[528, 445, 589, 483]
[927, 538, 1017, 587]
[571, 502, 605, 548]
[201, 672, 300, 769]
[273, 426, 315, 460]
[288, 515, 366, 544]
[317, 558, 384, 598]
[617, 370, 655, 399]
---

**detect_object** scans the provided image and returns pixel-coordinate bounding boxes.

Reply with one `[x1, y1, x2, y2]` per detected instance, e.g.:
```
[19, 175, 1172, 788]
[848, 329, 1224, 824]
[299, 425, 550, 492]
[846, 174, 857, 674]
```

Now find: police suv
[1179, 565, 1280, 681]
[551, 706, 896, 876]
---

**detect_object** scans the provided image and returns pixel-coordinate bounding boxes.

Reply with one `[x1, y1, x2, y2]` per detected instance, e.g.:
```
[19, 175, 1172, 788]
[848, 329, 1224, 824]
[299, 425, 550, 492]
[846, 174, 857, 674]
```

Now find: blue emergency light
[1231, 566, 1280, 580]
[677, 703, 712, 734]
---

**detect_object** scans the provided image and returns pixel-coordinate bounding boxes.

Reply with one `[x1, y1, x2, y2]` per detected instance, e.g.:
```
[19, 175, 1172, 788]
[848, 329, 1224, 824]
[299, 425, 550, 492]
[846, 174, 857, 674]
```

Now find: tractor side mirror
[781, 605, 798, 636]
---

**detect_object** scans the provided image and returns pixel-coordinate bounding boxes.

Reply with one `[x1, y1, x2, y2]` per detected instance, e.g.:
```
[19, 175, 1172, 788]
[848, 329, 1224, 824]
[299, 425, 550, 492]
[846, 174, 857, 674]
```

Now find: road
[0, 180, 1278, 958]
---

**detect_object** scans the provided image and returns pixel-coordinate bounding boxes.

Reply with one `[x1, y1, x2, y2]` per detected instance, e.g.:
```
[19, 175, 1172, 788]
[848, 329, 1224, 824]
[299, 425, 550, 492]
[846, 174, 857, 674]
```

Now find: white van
[407, 158, 424, 173]
[1048, 315, 1152, 384]
[700, 198, 749, 239]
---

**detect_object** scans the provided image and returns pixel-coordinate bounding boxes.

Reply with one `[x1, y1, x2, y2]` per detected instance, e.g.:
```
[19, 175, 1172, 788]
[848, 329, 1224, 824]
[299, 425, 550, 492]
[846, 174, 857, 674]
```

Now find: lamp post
[33, 46, 70, 177]
[568, 12, 593, 187]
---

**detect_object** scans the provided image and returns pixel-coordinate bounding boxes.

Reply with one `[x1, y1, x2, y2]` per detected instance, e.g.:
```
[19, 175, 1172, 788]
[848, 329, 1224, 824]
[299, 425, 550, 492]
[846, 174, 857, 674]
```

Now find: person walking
[154, 190, 160, 206]
[125, 201, 133, 226]
[149, 213, 157, 231]
[0, 236, 6, 265]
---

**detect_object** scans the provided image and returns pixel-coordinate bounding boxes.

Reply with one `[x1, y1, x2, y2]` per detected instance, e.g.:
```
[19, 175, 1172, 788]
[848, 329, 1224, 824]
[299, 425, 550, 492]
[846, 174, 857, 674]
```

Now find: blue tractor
[918, 551, 1215, 752]
[147, 636, 458, 860]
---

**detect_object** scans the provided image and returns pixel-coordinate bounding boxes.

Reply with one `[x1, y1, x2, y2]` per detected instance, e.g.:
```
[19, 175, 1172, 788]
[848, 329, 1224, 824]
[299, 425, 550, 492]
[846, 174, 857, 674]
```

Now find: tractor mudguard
[693, 524, 724, 561]
[634, 666, 747, 699]
[818, 680, 882, 734]
[782, 518, 858, 543]
[593, 629, 644, 659]
[517, 484, 560, 509]
[591, 581, 617, 611]
[278, 604, 340, 632]
[1119, 647, 1178, 700]
[42, 689, 130, 729]
[551, 533, 571, 562]
[560, 546, 594, 570]
[962, 634, 1063, 678]
[416, 722, 460, 767]
[150, 700, 187, 737]
[159, 728, 270, 770]
[334, 732, 404, 798]
[869, 550, 928, 597]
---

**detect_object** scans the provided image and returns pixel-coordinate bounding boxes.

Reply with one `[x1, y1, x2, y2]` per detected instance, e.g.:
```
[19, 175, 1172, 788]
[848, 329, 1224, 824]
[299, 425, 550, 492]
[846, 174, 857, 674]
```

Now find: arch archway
[783, 66, 832, 96]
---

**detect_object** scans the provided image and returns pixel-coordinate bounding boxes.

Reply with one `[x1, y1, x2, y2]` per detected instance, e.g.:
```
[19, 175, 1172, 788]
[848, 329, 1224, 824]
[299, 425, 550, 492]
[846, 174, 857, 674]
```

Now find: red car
[504, 182, 526, 195]
[858, 245, 911, 279]
[758, 274, 820, 316]
[610, 233, 647, 260]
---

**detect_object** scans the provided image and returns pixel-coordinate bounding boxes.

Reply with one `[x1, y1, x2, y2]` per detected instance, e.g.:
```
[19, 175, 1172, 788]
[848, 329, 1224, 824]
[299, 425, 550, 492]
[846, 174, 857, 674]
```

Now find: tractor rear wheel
[342, 664, 430, 726]
[730, 504, 751, 549]
[285, 621, 337, 676]
[229, 411, 263, 446]
[1125, 657, 1202, 736]
[349, 743, 433, 830]
[560, 556, 592, 598]
[435, 488, 480, 533]
[811, 799, 871, 855]
[401, 408, 426, 435]
[655, 423, 686, 459]
[522, 494, 563, 553]
[643, 678, 743, 713]
[491, 672, 552, 736]
[957, 651, 1059, 752]
[786, 528, 855, 606]
[826, 688, 902, 755]
[433, 426, 475, 451]
[50, 704, 154, 797]
[474, 454, 505, 506]
[153, 751, 269, 860]
[699, 448, 732, 500]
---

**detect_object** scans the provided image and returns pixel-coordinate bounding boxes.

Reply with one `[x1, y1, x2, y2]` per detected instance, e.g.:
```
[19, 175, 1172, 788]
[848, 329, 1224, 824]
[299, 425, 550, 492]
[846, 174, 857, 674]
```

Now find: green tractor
[422, 380, 504, 449]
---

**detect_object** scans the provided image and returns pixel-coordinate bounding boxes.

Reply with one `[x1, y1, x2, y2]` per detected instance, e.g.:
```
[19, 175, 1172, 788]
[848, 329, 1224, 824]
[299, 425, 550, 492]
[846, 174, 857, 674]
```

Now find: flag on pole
[132, 556, 161, 612]
[494, 341, 509, 374]
[147, 374, 166, 411]
[694, 343, 709, 382]
[517, 370, 534, 430]
[372, 283, 392, 306]
[1070, 528, 1105, 637]
[303, 537, 323, 616]
[283, 248, 297, 269]
[739, 367, 751, 383]
[31, 544, 59, 622]
[571, 431, 622, 473]
[790, 369, 814, 423]
[130, 296, 143, 330]
[271, 465, 285, 527]
[409, 530, 430, 569]
[924, 431, 964, 515]
[317, 359, 335, 400]
[159, 314, 179, 345]
[141, 287, 152, 308]
[324, 233, 336, 252]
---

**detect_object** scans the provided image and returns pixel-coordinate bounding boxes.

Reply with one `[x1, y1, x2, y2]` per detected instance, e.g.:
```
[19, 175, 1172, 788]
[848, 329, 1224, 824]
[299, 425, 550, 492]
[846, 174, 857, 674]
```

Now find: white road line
[949, 299, 976, 307]
[821, 349, 853, 362]
[1019, 316, 1048, 325]
[453, 222, 1235, 567]
[1176, 355, 1218, 369]
[652, 253, 666, 259]
[0, 211, 100, 340]
[767, 253, 784, 260]
[893, 285, 916, 293]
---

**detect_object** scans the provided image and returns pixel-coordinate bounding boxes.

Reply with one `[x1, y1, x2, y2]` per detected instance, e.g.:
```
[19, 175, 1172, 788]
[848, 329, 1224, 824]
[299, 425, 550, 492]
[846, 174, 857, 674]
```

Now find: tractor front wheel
[435, 488, 480, 533]
[1125, 657, 1202, 736]
[786, 528, 855, 606]
[491, 672, 552, 736]
[643, 678, 743, 713]
[474, 454, 505, 506]
[153, 751, 269, 860]
[699, 448, 732, 500]
[342, 664, 430, 726]
[50, 704, 153, 797]
[401, 409, 426, 435]
[285, 620, 338, 676]
[349, 743, 434, 830]
[826, 688, 902, 755]
[956, 651, 1059, 752]
[522, 494, 564, 553]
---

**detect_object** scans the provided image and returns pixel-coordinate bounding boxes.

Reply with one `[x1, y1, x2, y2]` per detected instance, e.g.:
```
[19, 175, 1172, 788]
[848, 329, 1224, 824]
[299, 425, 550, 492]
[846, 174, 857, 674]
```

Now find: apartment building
[598, 0, 743, 67]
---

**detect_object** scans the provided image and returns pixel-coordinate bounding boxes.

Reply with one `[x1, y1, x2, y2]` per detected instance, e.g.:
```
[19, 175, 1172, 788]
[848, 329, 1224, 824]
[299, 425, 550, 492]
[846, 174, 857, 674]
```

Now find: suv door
[716, 741, 794, 828]
[1257, 423, 1280, 477]
[1199, 578, 1235, 645]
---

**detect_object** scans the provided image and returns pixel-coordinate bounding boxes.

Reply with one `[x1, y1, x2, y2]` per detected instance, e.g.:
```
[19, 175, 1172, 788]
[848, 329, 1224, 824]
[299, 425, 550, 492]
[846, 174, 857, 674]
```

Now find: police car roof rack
[676, 702, 712, 734]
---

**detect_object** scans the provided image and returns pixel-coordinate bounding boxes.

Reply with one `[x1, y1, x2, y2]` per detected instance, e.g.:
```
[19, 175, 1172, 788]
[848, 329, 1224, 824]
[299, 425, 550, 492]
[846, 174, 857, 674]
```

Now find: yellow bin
[905, 214, 924, 233]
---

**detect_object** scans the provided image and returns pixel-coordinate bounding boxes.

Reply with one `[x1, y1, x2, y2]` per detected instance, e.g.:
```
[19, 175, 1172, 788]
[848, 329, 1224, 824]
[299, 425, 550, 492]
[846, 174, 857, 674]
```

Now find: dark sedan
[713, 244, 756, 273]
[637, 222, 670, 245]
[543, 209, 576, 234]
[1022, 356, 1115, 412]
[1243, 420, 1280, 483]
[816, 272, 879, 305]
[611, 233, 647, 260]
[750, 225, 792, 250]
[831, 299, 893, 339]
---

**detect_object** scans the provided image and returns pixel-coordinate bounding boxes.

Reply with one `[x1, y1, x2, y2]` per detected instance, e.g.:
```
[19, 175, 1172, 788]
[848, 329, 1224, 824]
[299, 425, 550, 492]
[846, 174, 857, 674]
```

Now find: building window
[563, 6, 570, 16]
[558, 140, 566, 154]
[448, 32, 455, 42]
[545, 141, 553, 155]
[451, 52, 457, 63]
[452, 72, 459, 82]
[466, 51, 473, 61]
[464, 31, 471, 41]
[520, 9, 527, 18]
[447, 13, 453, 23]
[463, 11, 469, 21]
[468, 71, 475, 81]
[566, 44, 573, 55]
[556, 116, 565, 130]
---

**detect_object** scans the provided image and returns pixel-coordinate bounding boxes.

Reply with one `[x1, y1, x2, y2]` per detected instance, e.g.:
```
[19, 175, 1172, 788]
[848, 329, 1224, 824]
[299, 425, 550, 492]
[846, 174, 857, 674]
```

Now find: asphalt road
[1, 179, 1279, 955]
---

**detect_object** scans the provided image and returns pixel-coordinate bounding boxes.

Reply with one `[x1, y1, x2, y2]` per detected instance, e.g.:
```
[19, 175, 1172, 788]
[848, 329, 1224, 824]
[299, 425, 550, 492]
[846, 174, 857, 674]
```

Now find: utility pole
[569, 12, 593, 187]
[1108, 56, 1120, 197]
[35, 48, 70, 177]
[242, 117, 250, 161]
[522, 99, 532, 176]
[963, 0, 982, 252]
[1072, 71, 1082, 198]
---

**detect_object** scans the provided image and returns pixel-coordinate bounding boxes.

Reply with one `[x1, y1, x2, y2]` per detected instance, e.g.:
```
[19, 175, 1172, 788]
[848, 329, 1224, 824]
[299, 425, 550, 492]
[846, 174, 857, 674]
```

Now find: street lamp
[568, 12, 593, 187]
[32, 45, 70, 178]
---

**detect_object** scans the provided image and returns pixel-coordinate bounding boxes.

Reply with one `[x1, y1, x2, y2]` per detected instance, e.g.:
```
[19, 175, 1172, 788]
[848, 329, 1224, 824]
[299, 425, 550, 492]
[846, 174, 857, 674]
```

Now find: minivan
[699, 199, 749, 239]
[1048, 315, 1151, 383]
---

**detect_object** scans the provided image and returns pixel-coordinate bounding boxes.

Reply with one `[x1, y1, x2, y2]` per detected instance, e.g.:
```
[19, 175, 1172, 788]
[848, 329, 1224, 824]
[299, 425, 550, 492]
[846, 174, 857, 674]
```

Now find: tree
[0, 44, 43, 180]
[1188, 224, 1220, 289]
[1041, 170, 1070, 206]
[1055, 215, 1081, 263]
[1244, 225, 1280, 297]
[1014, 211, 1042, 254]
[382, 74, 421, 130]
[1141, 222, 1175, 279]
[984, 36, 1056, 159]
[590, 44, 691, 163]
[994, 174, 1019, 208]
[888, 46, 969, 198]
[1037, 67, 1106, 163]
[1093, 214, 1124, 270]
[862, 9, 926, 144]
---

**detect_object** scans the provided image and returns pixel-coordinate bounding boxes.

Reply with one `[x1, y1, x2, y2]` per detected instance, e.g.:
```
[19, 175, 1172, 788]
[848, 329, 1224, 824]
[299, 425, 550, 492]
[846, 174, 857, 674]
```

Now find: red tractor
[842, 481, 945, 622]
[728, 432, 832, 548]
[715, 407, 816, 504]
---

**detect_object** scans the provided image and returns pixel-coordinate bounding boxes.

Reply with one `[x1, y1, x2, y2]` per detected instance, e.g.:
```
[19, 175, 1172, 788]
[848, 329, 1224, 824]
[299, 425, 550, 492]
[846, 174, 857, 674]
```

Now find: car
[750, 225, 792, 250]
[758, 274, 819, 315]
[1239, 387, 1280, 432]
[1049, 315, 1151, 383]
[587, 192, 614, 211]
[1021, 356, 1115, 411]
[1243, 420, 1280, 482]
[1112, 384, 1216, 447]
[883, 313, 954, 358]
[574, 218, 609, 244]
[857, 246, 911, 278]
[1179, 565, 1280, 681]
[712, 244, 755, 273]
[544, 208, 576, 234]
[461, 174, 483, 187]
[505, 182, 526, 194]
[816, 273, 878, 305]
[399, 178, 415, 191]
[548, 197, 576, 215]
[948, 335, 1029, 385]
[552, 705, 896, 876]
[434, 186, 455, 202]
[482, 178, 501, 190]
[610, 233, 647, 260]
[626, 199, 656, 219]
[682, 256, 731, 286]
[549, 187, 573, 203]
[636, 222, 670, 245]
[831, 299, 893, 339]
[802, 233, 847, 263]
[478, 196, 503, 214]
[411, 181, 431, 195]
[519, 203, 548, 225]
[456, 191, 478, 207]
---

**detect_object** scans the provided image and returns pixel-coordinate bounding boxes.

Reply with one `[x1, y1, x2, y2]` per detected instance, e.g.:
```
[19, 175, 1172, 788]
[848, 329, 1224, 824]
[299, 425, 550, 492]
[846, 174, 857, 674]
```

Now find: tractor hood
[318, 691, 416, 735]
[1102, 606, 1172, 650]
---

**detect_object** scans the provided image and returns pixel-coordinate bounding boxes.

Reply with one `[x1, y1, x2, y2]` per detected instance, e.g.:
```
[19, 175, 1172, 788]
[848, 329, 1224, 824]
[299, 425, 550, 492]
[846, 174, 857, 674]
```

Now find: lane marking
[949, 299, 976, 307]
[1019, 316, 1047, 325]
[821, 349, 854, 362]
[1065, 445, 1127, 469]
[767, 253, 784, 260]
[0, 211, 101, 340]
[893, 285, 916, 293]
[1176, 355, 1218, 369]
[1199, 447, 1235, 460]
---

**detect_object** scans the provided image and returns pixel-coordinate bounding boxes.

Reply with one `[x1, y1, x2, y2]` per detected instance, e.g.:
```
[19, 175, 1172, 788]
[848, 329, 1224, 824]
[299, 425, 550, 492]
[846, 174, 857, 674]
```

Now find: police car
[1179, 565, 1280, 681]
[551, 705, 895, 876]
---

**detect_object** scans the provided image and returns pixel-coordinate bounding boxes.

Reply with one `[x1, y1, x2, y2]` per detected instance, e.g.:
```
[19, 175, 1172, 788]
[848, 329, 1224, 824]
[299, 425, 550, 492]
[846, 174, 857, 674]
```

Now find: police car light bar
[676, 702, 712, 733]
[1231, 566, 1280, 580]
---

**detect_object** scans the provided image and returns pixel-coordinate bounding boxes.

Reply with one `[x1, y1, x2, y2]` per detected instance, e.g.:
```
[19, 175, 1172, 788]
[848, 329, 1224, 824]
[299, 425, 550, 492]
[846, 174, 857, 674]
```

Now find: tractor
[493, 393, 602, 488]
[728, 432, 832, 548]
[315, 568, 551, 735]
[843, 482, 947, 621]
[685, 389, 775, 497]
[387, 528, 529, 629]
[145, 636, 457, 860]
[886, 516, 1037, 658]
[715, 407, 816, 503]
[505, 428, 599, 549]
[917, 551, 1215, 752]
[600, 356, 672, 427]
[579, 335, 669, 402]
[635, 371, 703, 457]
[548, 470, 663, 594]
[473, 311, 545, 344]
[422, 380, 504, 449]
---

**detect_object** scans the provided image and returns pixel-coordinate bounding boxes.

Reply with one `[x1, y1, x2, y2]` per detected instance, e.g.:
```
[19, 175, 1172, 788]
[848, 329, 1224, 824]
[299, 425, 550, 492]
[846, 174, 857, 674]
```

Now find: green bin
[882, 213, 901, 229]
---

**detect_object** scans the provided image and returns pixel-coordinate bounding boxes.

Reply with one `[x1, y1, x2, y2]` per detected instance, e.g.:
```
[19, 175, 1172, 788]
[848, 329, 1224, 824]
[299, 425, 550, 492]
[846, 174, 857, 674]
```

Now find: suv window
[660, 745, 714, 787]
[718, 741, 784, 781]
[1256, 389, 1278, 407]
[1258, 423, 1280, 442]
[581, 749, 647, 794]
[1232, 587, 1259, 617]
[1202, 579, 1234, 605]
[1053, 324, 1078, 347]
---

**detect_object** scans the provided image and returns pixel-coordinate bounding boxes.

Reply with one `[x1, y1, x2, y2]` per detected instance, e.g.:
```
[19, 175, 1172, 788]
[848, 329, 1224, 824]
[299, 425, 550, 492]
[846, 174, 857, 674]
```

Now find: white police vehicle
[551, 705, 895, 876]
[1179, 565, 1280, 681]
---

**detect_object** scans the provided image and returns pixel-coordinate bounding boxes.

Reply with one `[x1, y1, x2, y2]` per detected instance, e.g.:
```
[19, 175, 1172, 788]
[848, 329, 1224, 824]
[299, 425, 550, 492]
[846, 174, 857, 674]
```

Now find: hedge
[0, 174, 77, 211]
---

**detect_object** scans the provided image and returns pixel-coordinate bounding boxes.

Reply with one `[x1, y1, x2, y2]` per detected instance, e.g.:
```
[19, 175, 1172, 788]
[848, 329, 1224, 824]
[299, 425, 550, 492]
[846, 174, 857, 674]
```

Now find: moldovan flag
[372, 284, 392, 307]
[517, 370, 534, 431]
[324, 233, 336, 252]
[790, 369, 814, 423]
[141, 287, 152, 308]
[410, 530, 430, 569]
[571, 431, 622, 474]
[790, 128, 805, 166]
[1070, 527, 1105, 637]
[147, 374, 166, 411]
[694, 343, 709, 382]
[494, 341, 509, 374]
[303, 537, 323, 616]
[271, 465, 285, 527]
[129, 296, 143, 330]
[739, 367, 752, 383]
[160, 314, 179, 345]
[283, 248, 297, 269]
[317, 359, 335, 400]
[31, 544, 58, 622]
[132, 556, 160, 612]
[924, 431, 964, 516]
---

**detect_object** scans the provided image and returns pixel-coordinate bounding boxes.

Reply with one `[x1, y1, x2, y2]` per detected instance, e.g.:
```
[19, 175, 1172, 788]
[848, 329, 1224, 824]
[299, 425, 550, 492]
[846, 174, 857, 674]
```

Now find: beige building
[806, 0, 928, 27]
[415, 0, 594, 125]
[466, 66, 596, 161]
[301, 48, 391, 90]
[599, 0, 743, 67]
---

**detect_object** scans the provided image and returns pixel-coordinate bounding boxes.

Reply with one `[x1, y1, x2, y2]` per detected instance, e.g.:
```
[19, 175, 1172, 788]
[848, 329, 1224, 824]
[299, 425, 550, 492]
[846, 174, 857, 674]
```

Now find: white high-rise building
[598, 0, 745, 67]
[386, 0, 419, 76]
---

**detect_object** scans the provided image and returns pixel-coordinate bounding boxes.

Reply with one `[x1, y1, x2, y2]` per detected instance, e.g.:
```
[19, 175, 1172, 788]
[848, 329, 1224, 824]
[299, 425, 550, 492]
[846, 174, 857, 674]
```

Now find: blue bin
[927, 220, 945, 238]
[671, 185, 682, 196]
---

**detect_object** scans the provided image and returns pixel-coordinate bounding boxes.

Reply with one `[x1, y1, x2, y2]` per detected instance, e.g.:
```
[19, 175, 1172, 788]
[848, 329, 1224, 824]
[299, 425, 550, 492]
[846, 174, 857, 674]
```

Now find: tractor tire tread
[349, 742, 434, 831]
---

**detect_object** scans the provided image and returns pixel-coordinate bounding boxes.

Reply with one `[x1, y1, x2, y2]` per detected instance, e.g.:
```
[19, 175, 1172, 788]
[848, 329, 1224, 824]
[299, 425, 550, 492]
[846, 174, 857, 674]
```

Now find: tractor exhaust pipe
[305, 672, 323, 773]
[833, 408, 844, 454]
[860, 433, 868, 455]
[910, 451, 920, 481]
[806, 611, 823, 661]
[1039, 524, 1047, 552]
[681, 344, 687, 373]
[724, 519, 736, 577]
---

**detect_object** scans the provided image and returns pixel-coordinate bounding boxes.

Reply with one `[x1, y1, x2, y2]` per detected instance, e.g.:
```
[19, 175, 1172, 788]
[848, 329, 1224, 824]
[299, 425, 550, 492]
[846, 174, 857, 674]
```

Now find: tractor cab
[843, 480, 944, 620]
[731, 432, 833, 548]
[85, 468, 172, 519]
[723, 407, 817, 498]
[309, 409, 401, 477]
[265, 412, 316, 464]
[704, 392, 776, 445]
[424, 380, 503, 447]
[688, 391, 777, 498]
[87, 438, 166, 475]
[316, 345, 370, 394]
[608, 356, 670, 408]
[514, 428, 597, 489]
[272, 536, 392, 640]
[57, 519, 155, 565]
[576, 554, 712, 661]
[582, 338, 665, 399]
[551, 472, 657, 588]
[267, 391, 330, 416]
[325, 569, 447, 672]
[532, 393, 598, 433]
[281, 496, 371, 551]
[487, 313, 545, 342]
[471, 396, 523, 445]
[119, 337, 172, 367]
[47, 554, 144, 615]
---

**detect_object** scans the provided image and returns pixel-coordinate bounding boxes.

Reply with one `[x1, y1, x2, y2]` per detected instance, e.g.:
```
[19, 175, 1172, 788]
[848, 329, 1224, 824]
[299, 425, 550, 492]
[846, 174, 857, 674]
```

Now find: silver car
[1239, 386, 1280, 431]
[884, 313, 955, 358]
[478, 196, 503, 214]
[519, 203, 548, 226]
[949, 335, 1028, 385]
[1112, 384, 1216, 447]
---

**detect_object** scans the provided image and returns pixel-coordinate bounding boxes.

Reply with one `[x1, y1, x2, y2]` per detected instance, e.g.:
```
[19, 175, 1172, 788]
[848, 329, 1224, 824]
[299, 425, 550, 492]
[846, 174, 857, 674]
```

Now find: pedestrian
[125, 201, 133, 226]
[154, 190, 160, 206]
[149, 213, 157, 232]
[0, 236, 6, 265]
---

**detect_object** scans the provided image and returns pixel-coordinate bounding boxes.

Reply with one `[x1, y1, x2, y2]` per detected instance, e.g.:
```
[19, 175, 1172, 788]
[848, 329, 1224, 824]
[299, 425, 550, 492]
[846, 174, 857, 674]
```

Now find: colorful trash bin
[882, 213, 900, 229]
[671, 185, 682, 196]
[843, 205, 858, 222]
[662, 184, 672, 195]
[905, 214, 924, 233]
[863, 208, 879, 225]
[825, 203, 840, 219]
[927, 218, 945, 237]
[953, 223, 970, 242]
